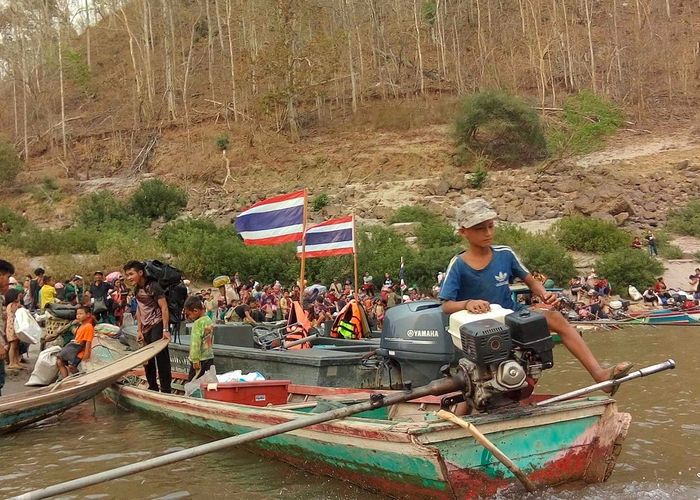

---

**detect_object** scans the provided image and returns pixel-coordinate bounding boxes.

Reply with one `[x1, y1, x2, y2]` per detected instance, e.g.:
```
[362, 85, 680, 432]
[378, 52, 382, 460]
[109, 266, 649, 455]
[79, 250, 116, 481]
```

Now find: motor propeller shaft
[536, 359, 676, 406]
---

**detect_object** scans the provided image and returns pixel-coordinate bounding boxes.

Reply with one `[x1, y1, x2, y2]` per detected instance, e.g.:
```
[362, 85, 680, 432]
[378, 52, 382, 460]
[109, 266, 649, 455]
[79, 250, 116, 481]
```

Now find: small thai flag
[235, 190, 306, 245]
[298, 215, 355, 258]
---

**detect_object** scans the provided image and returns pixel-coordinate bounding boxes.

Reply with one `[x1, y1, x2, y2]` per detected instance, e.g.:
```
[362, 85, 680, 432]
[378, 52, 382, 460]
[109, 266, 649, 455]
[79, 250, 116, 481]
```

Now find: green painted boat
[104, 379, 630, 498]
[0, 338, 167, 435]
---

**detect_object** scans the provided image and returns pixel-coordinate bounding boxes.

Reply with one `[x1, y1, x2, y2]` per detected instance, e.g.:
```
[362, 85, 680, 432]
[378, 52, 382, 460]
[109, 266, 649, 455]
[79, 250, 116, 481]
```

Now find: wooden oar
[15, 372, 468, 500]
[436, 410, 536, 493]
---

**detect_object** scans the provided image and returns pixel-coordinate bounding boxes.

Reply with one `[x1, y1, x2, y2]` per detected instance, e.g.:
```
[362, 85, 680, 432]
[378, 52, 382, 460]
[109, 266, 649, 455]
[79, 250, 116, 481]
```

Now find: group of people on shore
[191, 272, 434, 332]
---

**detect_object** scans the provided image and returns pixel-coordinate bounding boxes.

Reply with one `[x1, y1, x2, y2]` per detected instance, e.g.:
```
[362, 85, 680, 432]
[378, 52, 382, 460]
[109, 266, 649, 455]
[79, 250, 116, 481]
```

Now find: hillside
[0, 0, 699, 229]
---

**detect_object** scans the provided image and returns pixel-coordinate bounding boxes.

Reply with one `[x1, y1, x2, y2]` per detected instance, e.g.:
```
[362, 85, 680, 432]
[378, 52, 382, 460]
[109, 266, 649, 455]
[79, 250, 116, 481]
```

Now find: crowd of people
[189, 271, 437, 332]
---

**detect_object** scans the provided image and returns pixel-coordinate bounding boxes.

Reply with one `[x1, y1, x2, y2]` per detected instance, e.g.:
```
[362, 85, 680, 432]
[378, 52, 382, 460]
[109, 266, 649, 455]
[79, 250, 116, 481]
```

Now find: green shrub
[390, 206, 437, 225]
[215, 134, 230, 151]
[0, 138, 22, 182]
[495, 224, 575, 285]
[695, 250, 700, 262]
[667, 200, 700, 237]
[130, 179, 188, 221]
[468, 163, 488, 189]
[311, 193, 329, 212]
[0, 205, 31, 232]
[595, 248, 664, 297]
[389, 205, 459, 249]
[75, 192, 135, 227]
[552, 215, 629, 253]
[548, 91, 623, 155]
[454, 90, 547, 165]
[655, 231, 684, 259]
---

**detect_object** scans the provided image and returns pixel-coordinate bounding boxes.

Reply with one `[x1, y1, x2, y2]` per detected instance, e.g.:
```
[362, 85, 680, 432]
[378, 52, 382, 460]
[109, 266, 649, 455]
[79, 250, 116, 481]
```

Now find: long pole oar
[537, 359, 675, 406]
[437, 410, 536, 493]
[15, 373, 467, 500]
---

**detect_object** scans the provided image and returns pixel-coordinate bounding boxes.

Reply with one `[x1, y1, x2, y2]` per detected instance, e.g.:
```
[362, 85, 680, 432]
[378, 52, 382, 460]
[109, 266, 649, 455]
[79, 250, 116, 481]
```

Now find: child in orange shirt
[57, 305, 95, 378]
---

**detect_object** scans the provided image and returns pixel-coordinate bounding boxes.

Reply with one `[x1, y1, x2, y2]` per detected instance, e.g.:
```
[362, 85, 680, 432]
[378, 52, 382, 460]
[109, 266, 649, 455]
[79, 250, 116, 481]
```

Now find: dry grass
[0, 246, 31, 278]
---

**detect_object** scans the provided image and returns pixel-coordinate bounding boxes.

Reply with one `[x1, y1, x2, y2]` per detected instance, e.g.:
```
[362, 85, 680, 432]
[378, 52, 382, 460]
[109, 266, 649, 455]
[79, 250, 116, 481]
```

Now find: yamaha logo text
[406, 329, 440, 337]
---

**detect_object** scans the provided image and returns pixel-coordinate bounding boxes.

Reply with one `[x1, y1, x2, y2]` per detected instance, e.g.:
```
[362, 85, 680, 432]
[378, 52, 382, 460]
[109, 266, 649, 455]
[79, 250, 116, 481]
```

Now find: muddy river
[2, 326, 698, 499]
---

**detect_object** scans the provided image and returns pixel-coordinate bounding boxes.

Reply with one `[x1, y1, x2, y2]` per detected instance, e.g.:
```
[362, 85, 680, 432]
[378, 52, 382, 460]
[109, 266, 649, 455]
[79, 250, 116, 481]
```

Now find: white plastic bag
[184, 366, 218, 397]
[25, 346, 61, 386]
[14, 307, 42, 344]
[216, 370, 266, 383]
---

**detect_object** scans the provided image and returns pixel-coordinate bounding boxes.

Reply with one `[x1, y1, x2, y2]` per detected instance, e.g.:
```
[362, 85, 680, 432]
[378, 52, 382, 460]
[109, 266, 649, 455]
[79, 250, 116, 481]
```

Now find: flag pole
[352, 213, 359, 295]
[299, 190, 308, 291]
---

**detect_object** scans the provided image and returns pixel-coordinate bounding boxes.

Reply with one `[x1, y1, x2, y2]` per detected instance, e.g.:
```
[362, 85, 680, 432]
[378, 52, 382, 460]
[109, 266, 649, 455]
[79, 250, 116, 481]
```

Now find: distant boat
[0, 339, 166, 435]
[628, 306, 700, 325]
[104, 377, 631, 498]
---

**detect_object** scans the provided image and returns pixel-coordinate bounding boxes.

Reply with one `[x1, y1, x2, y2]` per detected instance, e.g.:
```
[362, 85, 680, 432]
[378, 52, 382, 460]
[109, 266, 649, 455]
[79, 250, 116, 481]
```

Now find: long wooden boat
[628, 306, 700, 324]
[104, 378, 631, 498]
[0, 338, 167, 434]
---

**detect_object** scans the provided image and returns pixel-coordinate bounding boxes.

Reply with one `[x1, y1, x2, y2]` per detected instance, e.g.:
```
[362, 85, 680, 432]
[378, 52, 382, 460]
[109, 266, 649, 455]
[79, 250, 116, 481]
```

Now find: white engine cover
[447, 304, 514, 350]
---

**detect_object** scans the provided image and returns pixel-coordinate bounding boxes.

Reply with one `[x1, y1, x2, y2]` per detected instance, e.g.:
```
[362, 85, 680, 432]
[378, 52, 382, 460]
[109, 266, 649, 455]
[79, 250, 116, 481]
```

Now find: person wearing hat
[64, 275, 84, 305]
[439, 198, 632, 394]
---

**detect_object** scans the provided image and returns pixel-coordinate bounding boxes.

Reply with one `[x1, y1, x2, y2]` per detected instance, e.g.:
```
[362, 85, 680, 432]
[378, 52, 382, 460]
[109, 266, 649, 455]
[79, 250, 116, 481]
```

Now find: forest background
[0, 0, 699, 294]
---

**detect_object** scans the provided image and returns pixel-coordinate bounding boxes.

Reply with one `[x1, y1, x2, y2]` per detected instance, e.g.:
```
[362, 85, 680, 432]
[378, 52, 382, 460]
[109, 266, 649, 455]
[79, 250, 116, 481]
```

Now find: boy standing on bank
[183, 296, 215, 381]
[439, 199, 632, 393]
[124, 260, 172, 393]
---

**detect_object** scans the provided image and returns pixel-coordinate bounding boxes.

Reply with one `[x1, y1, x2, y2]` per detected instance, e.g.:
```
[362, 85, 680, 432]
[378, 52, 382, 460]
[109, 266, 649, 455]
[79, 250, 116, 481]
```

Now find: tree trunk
[205, 0, 216, 101]
[413, 0, 424, 95]
[84, 0, 91, 69]
[583, 0, 597, 93]
[225, 0, 239, 121]
[57, 20, 67, 159]
[161, 0, 177, 120]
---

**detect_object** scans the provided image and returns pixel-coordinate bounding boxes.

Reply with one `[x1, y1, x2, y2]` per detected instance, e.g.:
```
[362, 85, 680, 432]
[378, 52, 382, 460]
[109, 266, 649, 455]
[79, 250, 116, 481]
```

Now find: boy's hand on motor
[541, 292, 559, 306]
[466, 300, 491, 313]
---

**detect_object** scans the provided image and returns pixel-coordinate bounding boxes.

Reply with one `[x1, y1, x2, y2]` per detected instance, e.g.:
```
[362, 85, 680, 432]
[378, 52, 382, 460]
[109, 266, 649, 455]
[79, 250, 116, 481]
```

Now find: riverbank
[2, 344, 37, 395]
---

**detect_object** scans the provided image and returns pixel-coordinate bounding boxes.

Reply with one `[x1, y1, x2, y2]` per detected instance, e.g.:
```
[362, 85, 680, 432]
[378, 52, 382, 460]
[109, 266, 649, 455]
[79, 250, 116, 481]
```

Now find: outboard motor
[378, 302, 554, 413]
[377, 301, 456, 388]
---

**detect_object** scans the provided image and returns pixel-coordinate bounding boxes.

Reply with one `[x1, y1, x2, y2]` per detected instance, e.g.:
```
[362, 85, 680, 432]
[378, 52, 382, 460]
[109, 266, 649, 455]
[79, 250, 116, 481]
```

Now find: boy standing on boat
[183, 296, 215, 381]
[124, 260, 172, 394]
[439, 199, 632, 393]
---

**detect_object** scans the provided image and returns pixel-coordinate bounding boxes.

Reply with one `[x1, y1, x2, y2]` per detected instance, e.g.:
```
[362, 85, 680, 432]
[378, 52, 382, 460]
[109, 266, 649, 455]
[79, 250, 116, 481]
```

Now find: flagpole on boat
[352, 212, 359, 295]
[299, 190, 308, 292]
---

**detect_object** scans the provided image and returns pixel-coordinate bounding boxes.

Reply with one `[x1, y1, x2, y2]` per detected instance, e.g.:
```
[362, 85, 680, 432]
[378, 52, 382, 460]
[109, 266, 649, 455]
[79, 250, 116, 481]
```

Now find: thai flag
[235, 190, 306, 245]
[298, 215, 355, 258]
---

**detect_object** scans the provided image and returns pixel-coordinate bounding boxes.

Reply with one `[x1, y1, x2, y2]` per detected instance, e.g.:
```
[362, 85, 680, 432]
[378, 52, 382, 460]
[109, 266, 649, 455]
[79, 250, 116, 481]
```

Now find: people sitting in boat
[568, 276, 586, 302]
[56, 305, 95, 378]
[183, 296, 215, 382]
[653, 277, 672, 304]
[440, 198, 632, 392]
[642, 286, 660, 306]
[690, 268, 700, 300]
[594, 278, 611, 297]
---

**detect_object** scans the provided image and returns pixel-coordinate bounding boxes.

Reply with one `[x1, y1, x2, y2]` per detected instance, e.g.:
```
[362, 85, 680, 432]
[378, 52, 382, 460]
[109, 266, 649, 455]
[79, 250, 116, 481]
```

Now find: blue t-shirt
[438, 246, 530, 310]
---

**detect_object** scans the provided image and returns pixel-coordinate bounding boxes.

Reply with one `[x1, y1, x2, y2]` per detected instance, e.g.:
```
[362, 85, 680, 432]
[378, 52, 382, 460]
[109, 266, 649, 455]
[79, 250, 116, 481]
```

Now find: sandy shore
[2, 343, 38, 396]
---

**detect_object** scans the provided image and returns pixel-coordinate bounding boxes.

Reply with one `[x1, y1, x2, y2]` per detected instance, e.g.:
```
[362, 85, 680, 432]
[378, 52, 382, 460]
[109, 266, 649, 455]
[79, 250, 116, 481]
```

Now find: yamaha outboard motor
[377, 301, 456, 388]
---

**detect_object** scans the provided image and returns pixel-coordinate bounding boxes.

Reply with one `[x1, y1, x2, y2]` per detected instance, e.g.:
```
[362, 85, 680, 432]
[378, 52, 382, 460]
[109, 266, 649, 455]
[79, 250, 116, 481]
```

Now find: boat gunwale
[106, 380, 620, 442]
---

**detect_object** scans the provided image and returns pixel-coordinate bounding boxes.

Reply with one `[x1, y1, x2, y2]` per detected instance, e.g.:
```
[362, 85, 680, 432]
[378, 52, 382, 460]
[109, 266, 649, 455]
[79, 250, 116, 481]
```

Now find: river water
[2, 326, 699, 499]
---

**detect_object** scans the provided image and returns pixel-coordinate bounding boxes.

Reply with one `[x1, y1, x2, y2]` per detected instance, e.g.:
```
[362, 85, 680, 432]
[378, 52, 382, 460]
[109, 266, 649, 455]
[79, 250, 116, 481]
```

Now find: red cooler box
[201, 380, 291, 406]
